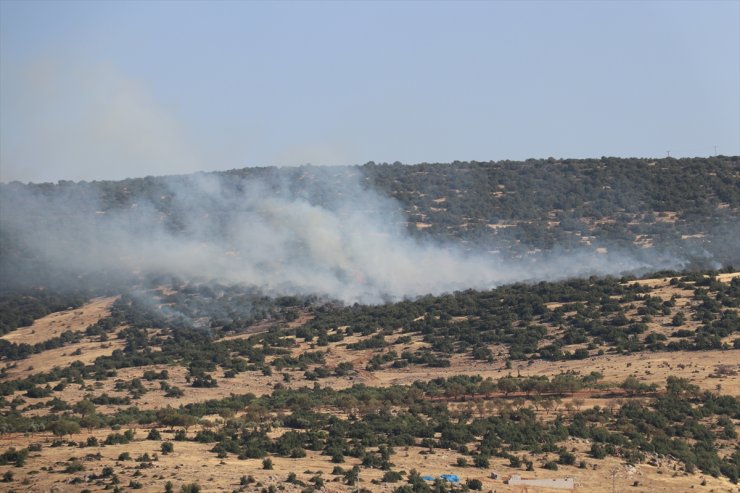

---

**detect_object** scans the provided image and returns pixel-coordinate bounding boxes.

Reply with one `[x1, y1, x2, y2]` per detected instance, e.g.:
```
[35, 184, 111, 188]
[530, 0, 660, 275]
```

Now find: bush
[558, 451, 576, 466]
[50, 419, 80, 437]
[161, 442, 174, 454]
[467, 479, 483, 490]
[64, 460, 84, 473]
[311, 475, 325, 488]
[165, 386, 184, 398]
[0, 447, 28, 467]
[590, 443, 607, 459]
[382, 470, 403, 482]
[263, 458, 273, 470]
[474, 455, 490, 468]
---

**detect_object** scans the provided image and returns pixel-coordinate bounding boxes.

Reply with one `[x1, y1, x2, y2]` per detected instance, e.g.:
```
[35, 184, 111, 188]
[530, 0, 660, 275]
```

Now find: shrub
[474, 455, 490, 468]
[590, 443, 606, 459]
[50, 420, 80, 437]
[0, 447, 29, 467]
[382, 470, 403, 483]
[467, 479, 483, 490]
[558, 451, 576, 466]
[64, 460, 84, 473]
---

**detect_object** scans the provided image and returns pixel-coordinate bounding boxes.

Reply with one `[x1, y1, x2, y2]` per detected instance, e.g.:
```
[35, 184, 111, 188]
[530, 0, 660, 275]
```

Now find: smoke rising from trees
[0, 168, 686, 303]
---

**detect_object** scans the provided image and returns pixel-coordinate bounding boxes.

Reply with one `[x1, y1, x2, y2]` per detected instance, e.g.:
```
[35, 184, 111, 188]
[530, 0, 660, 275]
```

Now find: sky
[0, 0, 738, 183]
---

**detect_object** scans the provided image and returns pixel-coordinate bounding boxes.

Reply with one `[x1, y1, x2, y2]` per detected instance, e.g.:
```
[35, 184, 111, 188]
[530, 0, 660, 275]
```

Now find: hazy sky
[1, 0, 738, 183]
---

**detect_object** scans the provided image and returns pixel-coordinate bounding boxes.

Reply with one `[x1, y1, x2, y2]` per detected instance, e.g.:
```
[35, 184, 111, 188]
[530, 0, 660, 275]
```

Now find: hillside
[0, 270, 738, 492]
[0, 157, 738, 492]
[1, 156, 739, 291]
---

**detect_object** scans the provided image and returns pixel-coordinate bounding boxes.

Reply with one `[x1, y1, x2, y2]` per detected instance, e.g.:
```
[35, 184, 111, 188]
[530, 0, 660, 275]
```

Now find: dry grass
[363, 350, 740, 396]
[1, 339, 127, 382]
[2, 274, 739, 491]
[1, 296, 117, 345]
[1, 430, 736, 493]
[717, 272, 740, 283]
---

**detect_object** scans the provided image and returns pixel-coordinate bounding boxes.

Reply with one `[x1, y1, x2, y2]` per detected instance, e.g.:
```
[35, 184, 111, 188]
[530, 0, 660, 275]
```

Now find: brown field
[1, 296, 117, 345]
[0, 429, 736, 493]
[717, 272, 740, 283]
[14, 343, 738, 420]
[367, 349, 740, 396]
[1, 274, 738, 492]
[1, 339, 127, 382]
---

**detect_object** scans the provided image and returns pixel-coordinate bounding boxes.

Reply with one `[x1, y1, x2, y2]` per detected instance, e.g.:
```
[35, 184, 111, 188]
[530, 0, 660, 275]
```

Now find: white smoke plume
[0, 167, 684, 303]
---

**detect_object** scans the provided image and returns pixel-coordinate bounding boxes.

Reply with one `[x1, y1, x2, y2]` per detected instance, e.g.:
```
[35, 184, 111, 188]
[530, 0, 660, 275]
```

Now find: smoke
[0, 59, 204, 183]
[0, 168, 685, 303]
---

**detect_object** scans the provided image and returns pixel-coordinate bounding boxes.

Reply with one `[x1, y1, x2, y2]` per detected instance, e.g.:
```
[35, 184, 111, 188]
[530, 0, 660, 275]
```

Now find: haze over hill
[1, 157, 737, 303]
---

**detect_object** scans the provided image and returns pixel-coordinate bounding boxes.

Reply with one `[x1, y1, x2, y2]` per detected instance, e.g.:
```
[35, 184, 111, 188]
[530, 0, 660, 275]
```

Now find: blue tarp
[422, 474, 460, 483]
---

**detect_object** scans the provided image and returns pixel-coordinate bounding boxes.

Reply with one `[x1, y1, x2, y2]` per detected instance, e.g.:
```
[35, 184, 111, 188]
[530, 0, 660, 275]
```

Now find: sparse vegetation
[0, 158, 738, 491]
